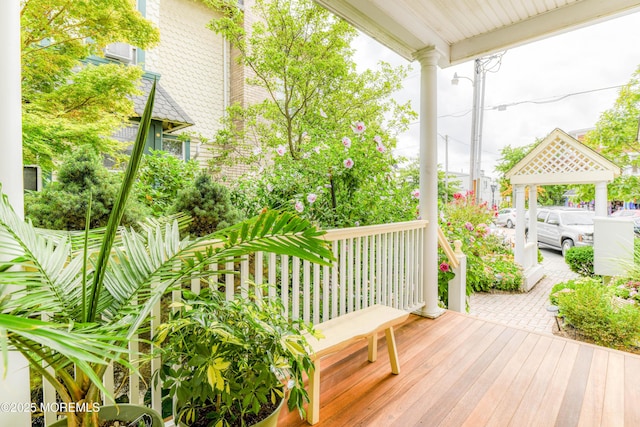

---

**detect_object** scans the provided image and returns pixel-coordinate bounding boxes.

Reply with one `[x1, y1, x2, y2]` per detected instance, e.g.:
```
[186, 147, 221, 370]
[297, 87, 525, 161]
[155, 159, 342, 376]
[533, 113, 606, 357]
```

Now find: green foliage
[2, 87, 334, 427]
[171, 174, 243, 237]
[555, 278, 640, 350]
[549, 279, 580, 306]
[156, 285, 316, 426]
[135, 150, 200, 216]
[25, 146, 148, 230]
[573, 66, 640, 203]
[564, 246, 596, 277]
[21, 0, 160, 169]
[208, 0, 417, 228]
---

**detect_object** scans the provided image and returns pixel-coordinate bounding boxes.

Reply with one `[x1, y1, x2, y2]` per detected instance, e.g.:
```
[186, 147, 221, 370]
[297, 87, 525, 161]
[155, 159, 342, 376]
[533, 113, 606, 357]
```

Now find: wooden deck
[279, 310, 640, 426]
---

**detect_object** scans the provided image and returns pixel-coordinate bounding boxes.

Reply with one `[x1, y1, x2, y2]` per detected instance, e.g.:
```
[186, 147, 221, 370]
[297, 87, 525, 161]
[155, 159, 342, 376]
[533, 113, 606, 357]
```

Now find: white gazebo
[506, 128, 621, 289]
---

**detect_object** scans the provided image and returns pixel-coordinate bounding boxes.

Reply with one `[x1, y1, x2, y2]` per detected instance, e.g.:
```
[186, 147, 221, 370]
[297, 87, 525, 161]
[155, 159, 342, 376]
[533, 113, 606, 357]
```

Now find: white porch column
[0, 0, 24, 212]
[416, 47, 443, 318]
[0, 1, 30, 426]
[595, 181, 608, 216]
[514, 185, 526, 266]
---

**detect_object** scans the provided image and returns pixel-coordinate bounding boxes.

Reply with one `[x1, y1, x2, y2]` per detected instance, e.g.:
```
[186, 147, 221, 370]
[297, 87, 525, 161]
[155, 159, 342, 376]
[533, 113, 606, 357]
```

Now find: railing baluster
[268, 252, 277, 299]
[355, 236, 362, 311]
[303, 260, 311, 323]
[313, 262, 321, 324]
[281, 254, 289, 317]
[292, 257, 300, 320]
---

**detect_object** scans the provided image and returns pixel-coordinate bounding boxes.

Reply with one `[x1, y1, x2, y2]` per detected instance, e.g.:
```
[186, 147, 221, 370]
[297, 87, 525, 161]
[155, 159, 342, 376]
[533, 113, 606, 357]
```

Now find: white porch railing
[39, 219, 440, 423]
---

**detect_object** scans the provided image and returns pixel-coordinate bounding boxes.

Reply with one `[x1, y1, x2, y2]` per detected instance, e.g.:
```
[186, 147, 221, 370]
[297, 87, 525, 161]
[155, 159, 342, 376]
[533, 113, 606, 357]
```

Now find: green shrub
[555, 277, 640, 350]
[135, 149, 199, 216]
[549, 279, 580, 305]
[25, 146, 148, 230]
[564, 245, 595, 277]
[171, 174, 243, 237]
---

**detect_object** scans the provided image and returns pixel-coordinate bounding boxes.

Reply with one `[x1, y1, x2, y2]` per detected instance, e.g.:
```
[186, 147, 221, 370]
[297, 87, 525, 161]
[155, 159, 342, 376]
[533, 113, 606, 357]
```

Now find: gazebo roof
[505, 128, 621, 185]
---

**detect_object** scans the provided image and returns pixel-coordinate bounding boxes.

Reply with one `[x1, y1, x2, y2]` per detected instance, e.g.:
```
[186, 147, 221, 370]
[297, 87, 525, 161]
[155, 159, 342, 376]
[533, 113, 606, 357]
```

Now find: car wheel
[506, 219, 514, 229]
[561, 239, 574, 257]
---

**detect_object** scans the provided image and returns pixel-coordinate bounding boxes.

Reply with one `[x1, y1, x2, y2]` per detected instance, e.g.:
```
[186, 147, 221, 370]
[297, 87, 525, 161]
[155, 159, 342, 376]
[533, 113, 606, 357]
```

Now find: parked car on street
[494, 208, 517, 228]
[611, 209, 640, 218]
[526, 207, 595, 257]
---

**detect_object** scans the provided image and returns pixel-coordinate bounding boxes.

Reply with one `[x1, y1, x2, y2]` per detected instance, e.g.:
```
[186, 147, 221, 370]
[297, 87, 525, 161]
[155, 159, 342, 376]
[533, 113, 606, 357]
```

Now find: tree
[24, 146, 148, 230]
[171, 174, 243, 237]
[578, 66, 640, 203]
[207, 0, 417, 227]
[21, 0, 160, 170]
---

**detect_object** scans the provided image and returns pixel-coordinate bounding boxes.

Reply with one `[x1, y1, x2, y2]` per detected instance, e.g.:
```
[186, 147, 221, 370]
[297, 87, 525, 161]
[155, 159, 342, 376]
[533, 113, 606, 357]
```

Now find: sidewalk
[468, 248, 578, 335]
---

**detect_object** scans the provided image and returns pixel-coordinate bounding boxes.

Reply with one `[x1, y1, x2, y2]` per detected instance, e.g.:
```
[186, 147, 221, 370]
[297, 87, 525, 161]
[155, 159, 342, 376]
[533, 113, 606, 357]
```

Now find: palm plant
[0, 82, 333, 427]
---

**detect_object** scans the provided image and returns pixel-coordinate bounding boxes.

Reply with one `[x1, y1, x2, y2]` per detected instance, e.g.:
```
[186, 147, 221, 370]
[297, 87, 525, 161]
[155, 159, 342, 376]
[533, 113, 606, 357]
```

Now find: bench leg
[307, 364, 320, 425]
[385, 326, 400, 374]
[367, 334, 377, 362]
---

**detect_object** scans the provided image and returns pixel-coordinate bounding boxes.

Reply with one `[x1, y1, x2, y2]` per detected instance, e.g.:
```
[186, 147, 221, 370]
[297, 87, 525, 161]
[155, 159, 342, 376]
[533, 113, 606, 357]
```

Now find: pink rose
[411, 189, 420, 199]
[343, 158, 354, 169]
[276, 145, 286, 156]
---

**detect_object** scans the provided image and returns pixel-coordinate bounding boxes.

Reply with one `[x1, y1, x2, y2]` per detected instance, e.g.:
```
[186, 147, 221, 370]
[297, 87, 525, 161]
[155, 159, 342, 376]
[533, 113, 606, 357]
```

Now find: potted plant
[0, 82, 332, 427]
[155, 285, 318, 427]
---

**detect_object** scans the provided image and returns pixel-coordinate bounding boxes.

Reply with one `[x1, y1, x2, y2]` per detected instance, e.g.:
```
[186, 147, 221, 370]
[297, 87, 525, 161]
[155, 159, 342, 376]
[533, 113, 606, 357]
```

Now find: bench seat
[304, 304, 410, 424]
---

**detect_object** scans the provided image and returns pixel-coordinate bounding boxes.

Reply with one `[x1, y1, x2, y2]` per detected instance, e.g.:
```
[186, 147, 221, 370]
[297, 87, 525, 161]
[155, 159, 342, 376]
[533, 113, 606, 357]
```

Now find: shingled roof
[132, 77, 194, 132]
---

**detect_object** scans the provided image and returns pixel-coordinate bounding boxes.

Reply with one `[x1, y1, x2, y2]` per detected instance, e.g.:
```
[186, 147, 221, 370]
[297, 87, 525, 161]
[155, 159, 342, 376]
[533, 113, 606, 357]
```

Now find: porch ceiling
[312, 0, 640, 67]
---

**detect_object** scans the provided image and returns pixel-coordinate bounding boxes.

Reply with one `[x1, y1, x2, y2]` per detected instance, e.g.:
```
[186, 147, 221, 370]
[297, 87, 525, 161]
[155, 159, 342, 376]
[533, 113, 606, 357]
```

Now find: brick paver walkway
[468, 247, 578, 335]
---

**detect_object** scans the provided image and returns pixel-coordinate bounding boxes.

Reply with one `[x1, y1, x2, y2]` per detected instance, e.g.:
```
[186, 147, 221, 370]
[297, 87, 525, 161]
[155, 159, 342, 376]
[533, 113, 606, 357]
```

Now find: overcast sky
[352, 10, 640, 179]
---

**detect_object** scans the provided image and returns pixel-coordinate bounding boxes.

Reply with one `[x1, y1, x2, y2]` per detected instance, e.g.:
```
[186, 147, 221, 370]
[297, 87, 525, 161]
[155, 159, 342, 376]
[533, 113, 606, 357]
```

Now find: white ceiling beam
[449, 0, 640, 65]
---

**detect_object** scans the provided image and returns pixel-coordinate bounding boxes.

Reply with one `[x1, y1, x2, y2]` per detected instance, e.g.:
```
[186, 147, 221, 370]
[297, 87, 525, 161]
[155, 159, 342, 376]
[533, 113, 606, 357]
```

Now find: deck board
[279, 311, 640, 427]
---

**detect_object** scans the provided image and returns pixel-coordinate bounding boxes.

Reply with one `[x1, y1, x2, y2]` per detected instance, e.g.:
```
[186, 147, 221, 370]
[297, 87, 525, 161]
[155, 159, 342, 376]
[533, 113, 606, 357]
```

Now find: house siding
[145, 0, 225, 169]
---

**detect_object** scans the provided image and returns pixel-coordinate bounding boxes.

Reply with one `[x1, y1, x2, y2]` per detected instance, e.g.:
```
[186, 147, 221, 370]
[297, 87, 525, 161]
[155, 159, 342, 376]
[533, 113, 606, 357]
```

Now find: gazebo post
[416, 47, 444, 318]
[528, 185, 538, 266]
[595, 181, 608, 216]
[514, 185, 526, 266]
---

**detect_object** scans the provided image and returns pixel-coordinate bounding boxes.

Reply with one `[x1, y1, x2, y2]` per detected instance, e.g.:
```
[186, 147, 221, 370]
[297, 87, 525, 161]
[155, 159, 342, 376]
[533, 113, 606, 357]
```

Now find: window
[163, 138, 185, 160]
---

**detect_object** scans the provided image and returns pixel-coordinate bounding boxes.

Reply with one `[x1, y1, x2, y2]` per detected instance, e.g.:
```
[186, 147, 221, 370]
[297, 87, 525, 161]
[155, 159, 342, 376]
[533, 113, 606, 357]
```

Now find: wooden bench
[304, 304, 410, 425]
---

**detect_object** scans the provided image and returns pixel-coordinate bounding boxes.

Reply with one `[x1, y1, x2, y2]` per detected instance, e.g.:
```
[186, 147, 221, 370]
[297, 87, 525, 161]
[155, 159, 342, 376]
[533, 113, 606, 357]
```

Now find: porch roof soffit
[505, 128, 621, 185]
[312, 0, 640, 68]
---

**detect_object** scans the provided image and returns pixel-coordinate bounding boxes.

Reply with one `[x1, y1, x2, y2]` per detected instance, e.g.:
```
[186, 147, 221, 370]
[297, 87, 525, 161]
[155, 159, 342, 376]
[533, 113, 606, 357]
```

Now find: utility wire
[437, 83, 624, 118]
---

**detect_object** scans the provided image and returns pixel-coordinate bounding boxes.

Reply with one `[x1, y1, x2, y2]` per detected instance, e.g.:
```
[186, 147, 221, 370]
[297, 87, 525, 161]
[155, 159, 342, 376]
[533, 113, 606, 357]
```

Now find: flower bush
[229, 120, 418, 228]
[439, 191, 523, 299]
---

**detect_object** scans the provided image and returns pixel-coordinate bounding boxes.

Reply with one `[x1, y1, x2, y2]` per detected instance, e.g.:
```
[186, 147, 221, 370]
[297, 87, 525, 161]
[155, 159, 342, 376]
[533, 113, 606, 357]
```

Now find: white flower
[294, 201, 304, 213]
[266, 183, 274, 193]
[373, 135, 382, 144]
[307, 193, 317, 204]
[411, 189, 420, 199]
[343, 158, 354, 169]
[253, 146, 262, 155]
[376, 144, 386, 153]
[342, 137, 352, 148]
[276, 145, 286, 156]
[320, 108, 328, 118]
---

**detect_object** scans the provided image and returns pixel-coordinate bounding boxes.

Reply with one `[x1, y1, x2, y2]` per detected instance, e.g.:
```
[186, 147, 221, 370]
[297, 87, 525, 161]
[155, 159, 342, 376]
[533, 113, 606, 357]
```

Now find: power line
[436, 83, 624, 118]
